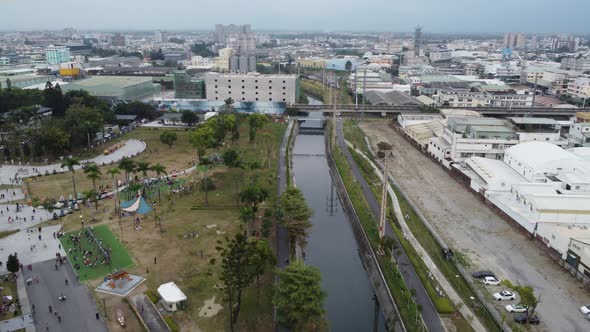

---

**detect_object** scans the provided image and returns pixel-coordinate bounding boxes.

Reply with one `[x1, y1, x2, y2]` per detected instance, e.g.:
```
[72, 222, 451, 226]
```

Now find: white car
[505, 304, 527, 313]
[493, 290, 516, 301]
[581, 304, 590, 315]
[483, 276, 501, 285]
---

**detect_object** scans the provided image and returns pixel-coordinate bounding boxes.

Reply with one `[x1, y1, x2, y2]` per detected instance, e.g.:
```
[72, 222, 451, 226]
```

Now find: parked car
[483, 276, 501, 286]
[493, 290, 516, 301]
[514, 313, 540, 325]
[505, 304, 527, 313]
[472, 271, 495, 279]
[580, 304, 590, 315]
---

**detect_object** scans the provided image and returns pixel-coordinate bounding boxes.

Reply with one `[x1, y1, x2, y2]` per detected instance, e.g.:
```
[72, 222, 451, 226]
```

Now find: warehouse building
[62, 76, 160, 101]
[205, 72, 298, 104]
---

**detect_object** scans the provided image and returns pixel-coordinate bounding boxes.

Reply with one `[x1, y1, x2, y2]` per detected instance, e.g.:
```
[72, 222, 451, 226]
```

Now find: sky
[1, 0, 589, 33]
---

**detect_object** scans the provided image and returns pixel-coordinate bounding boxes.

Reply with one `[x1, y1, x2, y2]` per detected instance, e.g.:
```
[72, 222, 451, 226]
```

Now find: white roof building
[157, 282, 187, 312]
[457, 141, 590, 259]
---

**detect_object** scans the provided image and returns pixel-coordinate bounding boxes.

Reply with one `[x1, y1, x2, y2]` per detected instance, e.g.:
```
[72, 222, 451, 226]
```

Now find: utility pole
[529, 72, 538, 117]
[332, 79, 337, 148]
[362, 69, 367, 117]
[378, 151, 393, 250]
[355, 70, 359, 109]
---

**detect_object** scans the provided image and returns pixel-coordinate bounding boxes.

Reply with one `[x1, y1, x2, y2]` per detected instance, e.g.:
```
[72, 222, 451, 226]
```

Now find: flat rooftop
[508, 117, 559, 125]
[71, 76, 153, 88]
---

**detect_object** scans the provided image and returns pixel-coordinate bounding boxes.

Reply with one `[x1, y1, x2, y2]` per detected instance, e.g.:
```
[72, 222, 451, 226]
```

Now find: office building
[173, 70, 205, 99]
[205, 72, 298, 103]
[45, 45, 70, 64]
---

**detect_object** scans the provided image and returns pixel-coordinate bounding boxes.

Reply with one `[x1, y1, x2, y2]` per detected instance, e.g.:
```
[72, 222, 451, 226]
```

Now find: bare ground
[360, 121, 590, 332]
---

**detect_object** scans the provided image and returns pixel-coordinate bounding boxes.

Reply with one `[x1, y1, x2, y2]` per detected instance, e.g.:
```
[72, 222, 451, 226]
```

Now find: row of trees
[0, 84, 118, 161]
[196, 111, 325, 330]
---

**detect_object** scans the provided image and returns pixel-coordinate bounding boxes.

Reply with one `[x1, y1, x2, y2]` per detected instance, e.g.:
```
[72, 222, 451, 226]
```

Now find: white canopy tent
[157, 282, 187, 311]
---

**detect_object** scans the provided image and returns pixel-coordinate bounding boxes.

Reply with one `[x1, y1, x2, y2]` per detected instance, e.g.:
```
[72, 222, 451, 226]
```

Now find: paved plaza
[0, 139, 146, 185]
[0, 225, 65, 274]
[25, 260, 108, 332]
[0, 204, 54, 233]
[0, 189, 24, 204]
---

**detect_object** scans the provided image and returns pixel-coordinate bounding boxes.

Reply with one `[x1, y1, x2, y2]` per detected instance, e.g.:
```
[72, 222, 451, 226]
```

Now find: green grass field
[60, 224, 134, 281]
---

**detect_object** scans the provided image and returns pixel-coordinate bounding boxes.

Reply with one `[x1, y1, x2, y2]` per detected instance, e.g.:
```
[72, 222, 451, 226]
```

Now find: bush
[145, 290, 159, 304]
[377, 141, 392, 151]
[164, 316, 179, 332]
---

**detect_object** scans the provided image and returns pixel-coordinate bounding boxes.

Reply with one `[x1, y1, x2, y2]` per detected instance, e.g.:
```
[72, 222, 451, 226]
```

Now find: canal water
[292, 98, 386, 331]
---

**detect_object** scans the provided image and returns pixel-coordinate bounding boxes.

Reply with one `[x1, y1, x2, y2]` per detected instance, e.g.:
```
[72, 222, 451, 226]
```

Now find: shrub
[164, 316, 179, 332]
[145, 290, 159, 304]
[377, 141, 392, 151]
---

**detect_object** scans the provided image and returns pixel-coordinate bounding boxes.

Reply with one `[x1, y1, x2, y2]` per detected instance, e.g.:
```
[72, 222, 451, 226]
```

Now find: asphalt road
[336, 119, 444, 332]
[25, 260, 108, 332]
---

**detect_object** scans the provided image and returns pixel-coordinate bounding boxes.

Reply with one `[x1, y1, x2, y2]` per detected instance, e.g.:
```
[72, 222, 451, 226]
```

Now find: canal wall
[324, 131, 405, 332]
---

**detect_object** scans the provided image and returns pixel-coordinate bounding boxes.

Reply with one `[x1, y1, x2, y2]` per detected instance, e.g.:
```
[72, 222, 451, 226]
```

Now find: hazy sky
[1, 0, 588, 33]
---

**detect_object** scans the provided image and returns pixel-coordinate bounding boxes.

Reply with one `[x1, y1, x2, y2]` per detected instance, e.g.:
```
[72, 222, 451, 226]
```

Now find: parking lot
[360, 122, 590, 332]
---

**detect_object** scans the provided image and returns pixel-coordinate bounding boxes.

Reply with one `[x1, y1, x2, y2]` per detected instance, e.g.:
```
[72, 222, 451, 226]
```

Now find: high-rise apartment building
[503, 32, 526, 49]
[111, 33, 126, 47]
[45, 45, 70, 64]
[214, 24, 256, 54]
[154, 30, 167, 43]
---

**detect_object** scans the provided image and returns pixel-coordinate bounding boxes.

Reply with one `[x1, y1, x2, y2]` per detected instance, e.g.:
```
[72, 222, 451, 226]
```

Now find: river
[291, 97, 386, 331]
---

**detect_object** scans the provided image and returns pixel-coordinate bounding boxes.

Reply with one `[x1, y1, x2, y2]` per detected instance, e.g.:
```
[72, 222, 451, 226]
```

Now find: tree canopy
[279, 187, 313, 259]
[159, 131, 178, 148]
[181, 110, 198, 126]
[274, 262, 327, 331]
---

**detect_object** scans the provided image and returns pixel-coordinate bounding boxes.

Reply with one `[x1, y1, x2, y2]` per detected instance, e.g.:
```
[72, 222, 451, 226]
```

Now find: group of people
[65, 228, 111, 271]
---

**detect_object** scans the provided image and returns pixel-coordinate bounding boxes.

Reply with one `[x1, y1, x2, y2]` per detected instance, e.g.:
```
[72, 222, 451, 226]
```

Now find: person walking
[48, 305, 52, 313]
[65, 279, 68, 286]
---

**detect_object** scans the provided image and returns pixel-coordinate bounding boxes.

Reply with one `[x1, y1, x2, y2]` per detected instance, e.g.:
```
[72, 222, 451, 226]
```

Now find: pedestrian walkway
[0, 314, 34, 332]
[347, 141, 486, 332]
[0, 139, 146, 185]
[15, 270, 36, 332]
[129, 294, 168, 332]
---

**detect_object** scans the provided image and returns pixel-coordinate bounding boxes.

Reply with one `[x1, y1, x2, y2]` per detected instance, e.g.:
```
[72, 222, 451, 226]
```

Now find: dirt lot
[360, 121, 590, 332]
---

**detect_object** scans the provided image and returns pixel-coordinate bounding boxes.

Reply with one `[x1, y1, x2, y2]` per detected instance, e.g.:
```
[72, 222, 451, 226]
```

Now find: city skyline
[1, 0, 590, 33]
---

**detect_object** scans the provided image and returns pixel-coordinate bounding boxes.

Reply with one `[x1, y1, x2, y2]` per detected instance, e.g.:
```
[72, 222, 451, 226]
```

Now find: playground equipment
[106, 270, 133, 289]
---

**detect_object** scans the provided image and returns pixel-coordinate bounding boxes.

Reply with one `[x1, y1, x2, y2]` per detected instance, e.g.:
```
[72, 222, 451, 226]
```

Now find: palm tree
[83, 189, 99, 211]
[135, 161, 151, 177]
[84, 163, 102, 192]
[150, 163, 167, 201]
[61, 157, 80, 199]
[107, 167, 121, 213]
[118, 157, 136, 198]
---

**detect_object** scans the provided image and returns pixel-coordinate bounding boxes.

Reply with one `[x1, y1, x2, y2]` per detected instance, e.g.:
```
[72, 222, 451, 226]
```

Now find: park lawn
[27, 128, 196, 202]
[59, 224, 135, 282]
[55, 120, 285, 332]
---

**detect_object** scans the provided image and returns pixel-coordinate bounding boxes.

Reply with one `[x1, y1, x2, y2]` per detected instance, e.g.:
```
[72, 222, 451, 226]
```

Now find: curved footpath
[0, 139, 147, 185]
[336, 119, 444, 332]
[346, 141, 486, 332]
